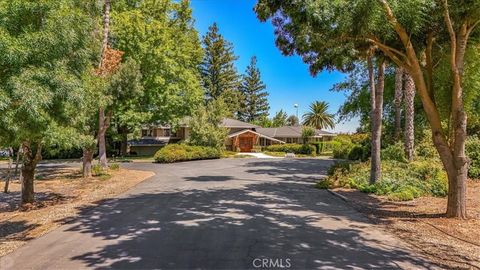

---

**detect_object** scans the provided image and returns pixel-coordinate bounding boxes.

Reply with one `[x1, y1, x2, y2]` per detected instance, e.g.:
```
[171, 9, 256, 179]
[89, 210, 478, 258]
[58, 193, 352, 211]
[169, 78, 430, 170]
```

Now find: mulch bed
[333, 180, 480, 269]
[0, 167, 154, 256]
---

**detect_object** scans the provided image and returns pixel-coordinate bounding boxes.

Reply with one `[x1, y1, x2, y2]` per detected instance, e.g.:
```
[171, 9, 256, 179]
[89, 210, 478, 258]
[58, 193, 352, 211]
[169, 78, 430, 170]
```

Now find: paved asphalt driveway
[1, 158, 436, 269]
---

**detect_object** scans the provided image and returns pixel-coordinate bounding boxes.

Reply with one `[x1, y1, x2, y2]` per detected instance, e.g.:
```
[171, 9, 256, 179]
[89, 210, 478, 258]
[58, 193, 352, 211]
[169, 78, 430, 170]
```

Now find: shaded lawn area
[333, 180, 480, 269]
[0, 165, 154, 256]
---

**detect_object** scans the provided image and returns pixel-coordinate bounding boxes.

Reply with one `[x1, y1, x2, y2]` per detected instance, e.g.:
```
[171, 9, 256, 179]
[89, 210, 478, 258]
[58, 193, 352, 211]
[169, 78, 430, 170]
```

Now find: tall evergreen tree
[239, 56, 270, 122]
[199, 22, 242, 116]
[272, 110, 288, 127]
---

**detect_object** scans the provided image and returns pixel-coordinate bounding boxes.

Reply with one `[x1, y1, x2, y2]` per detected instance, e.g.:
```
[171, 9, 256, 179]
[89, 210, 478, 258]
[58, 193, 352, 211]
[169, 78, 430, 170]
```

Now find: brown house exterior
[129, 118, 335, 155]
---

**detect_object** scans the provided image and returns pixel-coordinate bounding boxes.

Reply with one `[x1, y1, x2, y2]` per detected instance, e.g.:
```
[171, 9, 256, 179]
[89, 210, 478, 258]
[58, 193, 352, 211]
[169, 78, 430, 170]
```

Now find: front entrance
[239, 137, 253, 152]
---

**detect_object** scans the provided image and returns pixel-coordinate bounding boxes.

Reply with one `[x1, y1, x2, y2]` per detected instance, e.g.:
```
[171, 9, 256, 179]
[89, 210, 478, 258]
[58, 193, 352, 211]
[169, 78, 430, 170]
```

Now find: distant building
[129, 118, 336, 155]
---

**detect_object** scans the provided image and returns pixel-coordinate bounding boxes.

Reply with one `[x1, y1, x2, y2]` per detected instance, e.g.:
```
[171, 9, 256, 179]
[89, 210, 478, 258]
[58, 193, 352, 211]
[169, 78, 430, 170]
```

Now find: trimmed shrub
[466, 136, 480, 179]
[154, 144, 221, 163]
[332, 141, 354, 159]
[264, 144, 316, 156]
[310, 142, 321, 154]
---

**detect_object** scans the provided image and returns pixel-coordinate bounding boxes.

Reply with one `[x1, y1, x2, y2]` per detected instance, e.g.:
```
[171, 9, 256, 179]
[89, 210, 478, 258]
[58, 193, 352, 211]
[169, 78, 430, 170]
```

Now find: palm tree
[404, 72, 415, 161]
[302, 101, 335, 130]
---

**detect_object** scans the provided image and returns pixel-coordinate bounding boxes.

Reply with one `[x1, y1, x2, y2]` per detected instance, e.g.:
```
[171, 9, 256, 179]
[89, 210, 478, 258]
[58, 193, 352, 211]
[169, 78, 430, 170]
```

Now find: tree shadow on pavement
[59, 178, 444, 269]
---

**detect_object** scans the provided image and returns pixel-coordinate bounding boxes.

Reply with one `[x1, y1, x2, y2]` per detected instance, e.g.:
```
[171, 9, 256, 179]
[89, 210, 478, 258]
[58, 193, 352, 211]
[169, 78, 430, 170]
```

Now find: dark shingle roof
[128, 138, 169, 146]
[256, 126, 335, 138]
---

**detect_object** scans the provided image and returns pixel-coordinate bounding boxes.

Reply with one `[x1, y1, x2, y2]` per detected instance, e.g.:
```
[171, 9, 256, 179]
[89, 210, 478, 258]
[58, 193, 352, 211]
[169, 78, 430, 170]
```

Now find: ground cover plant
[321, 158, 448, 201]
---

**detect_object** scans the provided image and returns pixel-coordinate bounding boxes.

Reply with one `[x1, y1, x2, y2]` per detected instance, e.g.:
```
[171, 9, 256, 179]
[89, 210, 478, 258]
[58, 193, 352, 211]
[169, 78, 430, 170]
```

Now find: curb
[326, 189, 349, 202]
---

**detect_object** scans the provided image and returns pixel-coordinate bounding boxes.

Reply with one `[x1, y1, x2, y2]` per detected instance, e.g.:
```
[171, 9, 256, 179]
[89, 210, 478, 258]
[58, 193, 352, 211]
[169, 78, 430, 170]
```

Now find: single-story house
[129, 118, 336, 155]
[256, 126, 335, 145]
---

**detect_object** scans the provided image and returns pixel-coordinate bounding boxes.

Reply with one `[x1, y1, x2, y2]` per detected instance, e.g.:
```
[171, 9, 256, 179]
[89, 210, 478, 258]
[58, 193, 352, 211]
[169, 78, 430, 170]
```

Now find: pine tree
[239, 56, 270, 122]
[200, 23, 241, 116]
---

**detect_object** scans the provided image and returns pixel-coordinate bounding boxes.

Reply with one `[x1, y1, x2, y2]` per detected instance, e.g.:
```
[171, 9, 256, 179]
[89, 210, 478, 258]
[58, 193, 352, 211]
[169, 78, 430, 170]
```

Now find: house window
[260, 137, 266, 146]
[142, 129, 148, 137]
[165, 129, 171, 136]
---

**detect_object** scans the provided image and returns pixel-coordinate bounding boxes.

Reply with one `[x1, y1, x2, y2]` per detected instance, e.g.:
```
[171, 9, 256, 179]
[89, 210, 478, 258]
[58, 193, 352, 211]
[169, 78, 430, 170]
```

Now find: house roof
[227, 129, 285, 143]
[256, 126, 336, 138]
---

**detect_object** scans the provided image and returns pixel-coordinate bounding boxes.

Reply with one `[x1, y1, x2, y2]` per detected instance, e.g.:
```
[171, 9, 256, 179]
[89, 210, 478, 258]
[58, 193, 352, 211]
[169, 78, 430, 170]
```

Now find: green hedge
[154, 144, 221, 163]
[310, 142, 335, 155]
[264, 144, 316, 156]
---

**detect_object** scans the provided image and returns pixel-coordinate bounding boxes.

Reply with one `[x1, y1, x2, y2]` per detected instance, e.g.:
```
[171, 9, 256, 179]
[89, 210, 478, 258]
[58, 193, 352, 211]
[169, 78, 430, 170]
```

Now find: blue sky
[190, 0, 359, 133]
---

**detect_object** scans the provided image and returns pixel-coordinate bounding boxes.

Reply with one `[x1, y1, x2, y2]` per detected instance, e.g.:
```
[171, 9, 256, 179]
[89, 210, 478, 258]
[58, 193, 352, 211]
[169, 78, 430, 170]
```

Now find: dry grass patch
[0, 166, 154, 256]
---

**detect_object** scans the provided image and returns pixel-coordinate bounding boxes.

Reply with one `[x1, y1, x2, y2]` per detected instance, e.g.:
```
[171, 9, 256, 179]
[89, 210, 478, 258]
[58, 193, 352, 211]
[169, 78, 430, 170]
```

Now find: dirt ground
[0, 166, 154, 257]
[333, 180, 480, 269]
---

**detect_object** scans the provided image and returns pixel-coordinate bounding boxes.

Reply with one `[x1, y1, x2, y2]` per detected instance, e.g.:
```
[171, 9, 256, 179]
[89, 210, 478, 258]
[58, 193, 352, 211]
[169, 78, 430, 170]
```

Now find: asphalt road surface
[1, 158, 437, 269]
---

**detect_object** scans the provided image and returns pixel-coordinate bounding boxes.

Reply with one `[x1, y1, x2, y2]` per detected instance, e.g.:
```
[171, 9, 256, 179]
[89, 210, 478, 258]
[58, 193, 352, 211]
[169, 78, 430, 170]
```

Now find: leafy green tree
[112, 0, 203, 128]
[199, 22, 242, 116]
[107, 59, 145, 157]
[256, 0, 480, 218]
[272, 110, 288, 127]
[0, 0, 97, 204]
[331, 66, 372, 129]
[256, 1, 386, 184]
[302, 101, 335, 130]
[287, 115, 299, 126]
[188, 99, 228, 149]
[238, 56, 270, 122]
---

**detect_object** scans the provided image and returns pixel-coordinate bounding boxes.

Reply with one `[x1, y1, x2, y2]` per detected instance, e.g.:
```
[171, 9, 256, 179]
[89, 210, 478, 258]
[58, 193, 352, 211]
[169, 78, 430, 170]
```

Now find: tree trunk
[119, 126, 129, 157]
[446, 111, 468, 218]
[404, 72, 415, 161]
[375, 0, 474, 218]
[97, 0, 112, 170]
[14, 145, 22, 178]
[21, 141, 42, 205]
[368, 57, 384, 184]
[394, 67, 404, 140]
[3, 147, 13, 193]
[82, 148, 94, 178]
[98, 108, 110, 169]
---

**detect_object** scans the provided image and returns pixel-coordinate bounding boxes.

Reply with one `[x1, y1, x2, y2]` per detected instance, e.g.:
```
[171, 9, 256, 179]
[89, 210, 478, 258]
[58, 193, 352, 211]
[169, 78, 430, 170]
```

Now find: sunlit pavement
[1, 158, 438, 269]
